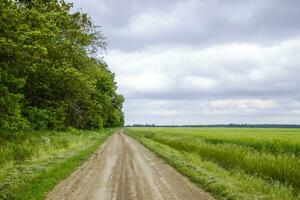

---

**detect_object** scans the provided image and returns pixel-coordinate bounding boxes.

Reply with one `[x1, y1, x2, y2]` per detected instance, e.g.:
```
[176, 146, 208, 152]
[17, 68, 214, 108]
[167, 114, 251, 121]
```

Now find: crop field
[126, 127, 300, 200]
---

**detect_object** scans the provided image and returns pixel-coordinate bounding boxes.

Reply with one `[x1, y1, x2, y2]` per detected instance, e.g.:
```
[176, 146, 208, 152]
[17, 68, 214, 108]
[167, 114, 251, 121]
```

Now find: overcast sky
[71, 0, 300, 125]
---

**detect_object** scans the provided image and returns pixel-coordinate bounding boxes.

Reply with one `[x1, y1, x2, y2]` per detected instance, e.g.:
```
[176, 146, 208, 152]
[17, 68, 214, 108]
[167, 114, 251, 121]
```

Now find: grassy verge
[0, 129, 115, 200]
[126, 128, 300, 200]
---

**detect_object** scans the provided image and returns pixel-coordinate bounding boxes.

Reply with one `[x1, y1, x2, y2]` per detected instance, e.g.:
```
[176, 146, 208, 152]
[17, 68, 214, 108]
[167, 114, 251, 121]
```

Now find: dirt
[46, 130, 214, 200]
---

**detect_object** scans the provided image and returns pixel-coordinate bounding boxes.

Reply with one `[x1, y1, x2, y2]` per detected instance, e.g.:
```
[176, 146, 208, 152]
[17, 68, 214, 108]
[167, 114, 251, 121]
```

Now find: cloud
[70, 0, 300, 51]
[69, 0, 300, 124]
[208, 99, 276, 110]
[105, 37, 300, 124]
[107, 37, 300, 100]
[124, 98, 300, 125]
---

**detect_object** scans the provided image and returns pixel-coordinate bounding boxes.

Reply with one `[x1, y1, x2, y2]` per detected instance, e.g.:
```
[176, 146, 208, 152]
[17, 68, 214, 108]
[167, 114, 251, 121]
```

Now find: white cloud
[104, 36, 300, 124]
[118, 72, 170, 92]
[124, 98, 299, 125]
[70, 0, 300, 124]
[108, 36, 300, 98]
[208, 99, 276, 110]
[183, 76, 216, 90]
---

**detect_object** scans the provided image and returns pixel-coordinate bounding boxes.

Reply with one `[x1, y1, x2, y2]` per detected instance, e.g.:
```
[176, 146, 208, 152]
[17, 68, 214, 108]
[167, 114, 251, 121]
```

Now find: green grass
[135, 128, 300, 156]
[0, 128, 115, 200]
[126, 127, 300, 200]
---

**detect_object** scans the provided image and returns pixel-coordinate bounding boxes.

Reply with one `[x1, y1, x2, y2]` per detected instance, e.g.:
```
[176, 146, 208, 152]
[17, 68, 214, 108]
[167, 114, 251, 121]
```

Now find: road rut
[46, 131, 214, 200]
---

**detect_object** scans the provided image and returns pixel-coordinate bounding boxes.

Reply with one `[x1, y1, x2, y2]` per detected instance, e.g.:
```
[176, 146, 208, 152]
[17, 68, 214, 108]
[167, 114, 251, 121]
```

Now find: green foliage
[0, 0, 124, 131]
[10, 144, 33, 162]
[127, 128, 300, 199]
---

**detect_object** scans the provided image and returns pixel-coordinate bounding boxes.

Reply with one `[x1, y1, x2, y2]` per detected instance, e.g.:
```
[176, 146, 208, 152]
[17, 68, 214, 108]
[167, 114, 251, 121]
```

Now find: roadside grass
[126, 128, 300, 200]
[0, 129, 115, 200]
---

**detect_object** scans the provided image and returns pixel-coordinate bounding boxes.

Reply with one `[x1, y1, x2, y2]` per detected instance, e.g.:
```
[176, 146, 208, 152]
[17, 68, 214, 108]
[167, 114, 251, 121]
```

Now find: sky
[70, 0, 300, 125]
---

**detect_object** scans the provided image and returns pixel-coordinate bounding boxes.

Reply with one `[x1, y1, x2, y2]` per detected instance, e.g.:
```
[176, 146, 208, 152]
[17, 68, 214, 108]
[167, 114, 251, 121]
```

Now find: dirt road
[46, 131, 214, 200]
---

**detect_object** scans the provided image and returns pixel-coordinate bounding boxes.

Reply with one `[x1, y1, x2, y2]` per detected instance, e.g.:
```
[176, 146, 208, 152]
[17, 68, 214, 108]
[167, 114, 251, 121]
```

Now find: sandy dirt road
[46, 131, 214, 200]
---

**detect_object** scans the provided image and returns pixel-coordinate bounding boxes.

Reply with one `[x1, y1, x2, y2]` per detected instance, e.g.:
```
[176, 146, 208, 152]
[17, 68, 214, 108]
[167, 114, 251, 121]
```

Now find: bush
[10, 144, 33, 162]
[25, 107, 65, 130]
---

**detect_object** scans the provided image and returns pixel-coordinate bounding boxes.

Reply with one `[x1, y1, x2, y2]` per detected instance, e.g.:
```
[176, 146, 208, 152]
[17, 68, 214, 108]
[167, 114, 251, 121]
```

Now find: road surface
[46, 131, 214, 200]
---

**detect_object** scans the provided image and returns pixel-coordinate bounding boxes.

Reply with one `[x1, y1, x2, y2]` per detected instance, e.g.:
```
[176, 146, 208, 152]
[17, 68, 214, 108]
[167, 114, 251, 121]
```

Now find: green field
[126, 127, 300, 200]
[0, 129, 115, 200]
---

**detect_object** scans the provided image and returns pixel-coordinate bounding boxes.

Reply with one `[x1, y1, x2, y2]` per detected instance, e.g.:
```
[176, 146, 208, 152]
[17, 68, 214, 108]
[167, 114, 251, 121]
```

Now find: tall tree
[0, 0, 124, 131]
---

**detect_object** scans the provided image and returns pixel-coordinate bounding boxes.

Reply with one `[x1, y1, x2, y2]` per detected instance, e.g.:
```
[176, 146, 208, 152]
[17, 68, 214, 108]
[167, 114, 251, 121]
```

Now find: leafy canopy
[0, 0, 124, 131]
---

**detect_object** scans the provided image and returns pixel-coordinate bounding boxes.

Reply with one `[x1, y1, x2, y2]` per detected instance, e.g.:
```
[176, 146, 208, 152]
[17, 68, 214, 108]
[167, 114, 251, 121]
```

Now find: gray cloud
[124, 98, 300, 125]
[108, 40, 300, 99]
[70, 0, 300, 124]
[71, 0, 300, 51]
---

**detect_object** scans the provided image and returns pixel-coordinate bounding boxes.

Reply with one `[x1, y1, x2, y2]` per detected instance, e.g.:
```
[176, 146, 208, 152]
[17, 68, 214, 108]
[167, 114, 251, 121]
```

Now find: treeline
[0, 0, 124, 131]
[129, 124, 300, 128]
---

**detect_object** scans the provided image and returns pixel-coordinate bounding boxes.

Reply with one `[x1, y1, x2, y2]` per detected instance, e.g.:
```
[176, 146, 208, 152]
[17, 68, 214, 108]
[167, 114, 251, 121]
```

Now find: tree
[0, 0, 124, 131]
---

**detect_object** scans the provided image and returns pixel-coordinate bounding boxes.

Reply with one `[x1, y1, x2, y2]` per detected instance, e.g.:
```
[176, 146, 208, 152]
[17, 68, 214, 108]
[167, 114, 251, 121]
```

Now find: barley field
[127, 127, 300, 200]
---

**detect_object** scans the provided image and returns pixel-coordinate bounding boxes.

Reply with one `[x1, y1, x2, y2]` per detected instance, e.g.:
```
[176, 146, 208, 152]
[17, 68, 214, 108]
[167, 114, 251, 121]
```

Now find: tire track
[46, 130, 214, 200]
